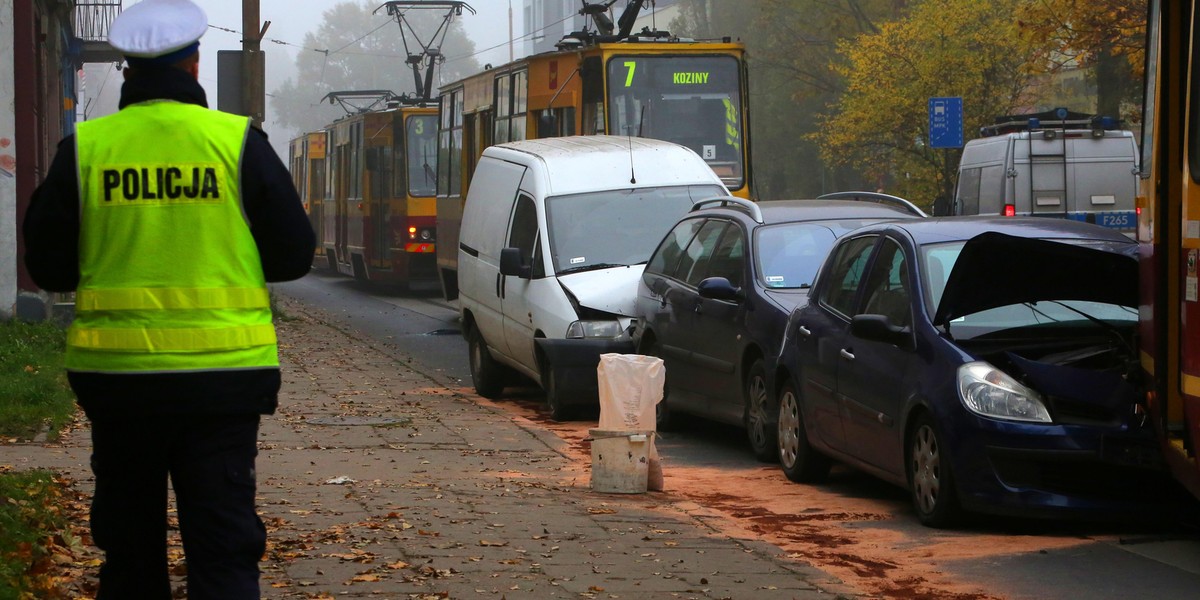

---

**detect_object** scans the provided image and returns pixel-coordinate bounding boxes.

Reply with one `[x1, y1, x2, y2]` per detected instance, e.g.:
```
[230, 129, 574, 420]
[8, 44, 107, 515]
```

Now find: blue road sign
[929, 97, 964, 148]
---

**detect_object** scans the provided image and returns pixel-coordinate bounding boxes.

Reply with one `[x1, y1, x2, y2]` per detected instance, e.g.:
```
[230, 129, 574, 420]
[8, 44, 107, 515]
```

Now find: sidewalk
[2, 296, 858, 599]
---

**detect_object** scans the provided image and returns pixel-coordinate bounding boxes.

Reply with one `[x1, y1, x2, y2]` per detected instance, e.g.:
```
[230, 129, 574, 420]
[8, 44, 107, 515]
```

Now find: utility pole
[242, 0, 268, 128]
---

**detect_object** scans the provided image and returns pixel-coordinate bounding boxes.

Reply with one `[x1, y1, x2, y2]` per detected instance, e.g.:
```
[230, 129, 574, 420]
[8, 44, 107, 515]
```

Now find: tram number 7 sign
[929, 97, 963, 149]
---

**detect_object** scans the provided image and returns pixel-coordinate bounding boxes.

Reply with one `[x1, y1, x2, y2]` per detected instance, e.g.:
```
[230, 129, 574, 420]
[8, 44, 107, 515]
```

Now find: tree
[1015, 0, 1146, 120]
[670, 0, 908, 199]
[813, 0, 1045, 206]
[269, 1, 481, 136]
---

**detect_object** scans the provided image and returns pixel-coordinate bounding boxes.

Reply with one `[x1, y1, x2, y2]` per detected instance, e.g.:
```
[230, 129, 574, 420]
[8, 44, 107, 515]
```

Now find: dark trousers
[87, 412, 265, 600]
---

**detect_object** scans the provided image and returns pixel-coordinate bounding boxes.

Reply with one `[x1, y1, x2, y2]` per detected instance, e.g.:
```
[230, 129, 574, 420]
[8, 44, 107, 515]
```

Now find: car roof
[691, 198, 921, 226]
[865, 215, 1136, 245]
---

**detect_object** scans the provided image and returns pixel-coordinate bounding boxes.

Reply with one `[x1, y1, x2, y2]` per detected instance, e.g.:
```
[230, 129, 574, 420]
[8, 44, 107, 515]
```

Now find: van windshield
[546, 185, 725, 275]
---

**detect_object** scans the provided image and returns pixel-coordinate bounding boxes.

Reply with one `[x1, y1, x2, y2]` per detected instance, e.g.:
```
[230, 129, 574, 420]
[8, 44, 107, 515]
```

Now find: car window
[703, 225, 746, 287]
[647, 218, 704, 278]
[860, 239, 911, 327]
[819, 235, 878, 318]
[756, 223, 838, 289]
[678, 220, 729, 286]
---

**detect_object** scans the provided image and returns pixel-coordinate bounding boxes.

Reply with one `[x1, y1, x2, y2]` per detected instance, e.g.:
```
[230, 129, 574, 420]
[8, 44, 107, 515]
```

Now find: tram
[288, 130, 328, 265]
[1138, 0, 1200, 498]
[433, 0, 751, 300]
[294, 92, 440, 287]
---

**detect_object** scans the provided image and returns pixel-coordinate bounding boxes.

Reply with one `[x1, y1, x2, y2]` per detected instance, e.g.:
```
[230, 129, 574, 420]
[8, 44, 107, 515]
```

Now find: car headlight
[957, 361, 1052, 423]
[566, 320, 623, 339]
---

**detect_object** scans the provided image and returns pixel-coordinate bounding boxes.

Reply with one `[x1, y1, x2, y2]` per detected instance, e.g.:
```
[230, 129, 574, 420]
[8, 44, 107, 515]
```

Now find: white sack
[597, 353, 665, 431]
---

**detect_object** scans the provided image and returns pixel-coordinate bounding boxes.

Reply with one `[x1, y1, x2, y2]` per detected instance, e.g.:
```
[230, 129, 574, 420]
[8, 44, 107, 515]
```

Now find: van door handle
[495, 273, 502, 298]
[839, 348, 855, 361]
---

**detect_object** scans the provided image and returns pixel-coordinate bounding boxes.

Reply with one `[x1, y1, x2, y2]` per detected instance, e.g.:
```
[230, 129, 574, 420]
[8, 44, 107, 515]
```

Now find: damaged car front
[772, 218, 1169, 528]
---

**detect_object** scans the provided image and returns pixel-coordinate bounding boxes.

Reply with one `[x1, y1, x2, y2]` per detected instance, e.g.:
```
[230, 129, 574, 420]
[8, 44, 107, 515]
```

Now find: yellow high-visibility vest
[68, 100, 278, 373]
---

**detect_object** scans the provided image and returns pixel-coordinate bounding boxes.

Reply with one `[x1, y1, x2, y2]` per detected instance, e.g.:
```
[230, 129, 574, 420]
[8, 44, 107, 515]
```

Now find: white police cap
[108, 0, 208, 59]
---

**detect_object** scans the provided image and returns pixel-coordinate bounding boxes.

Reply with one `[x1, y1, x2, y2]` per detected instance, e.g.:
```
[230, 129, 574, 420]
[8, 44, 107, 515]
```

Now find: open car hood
[557, 265, 645, 317]
[932, 232, 1137, 326]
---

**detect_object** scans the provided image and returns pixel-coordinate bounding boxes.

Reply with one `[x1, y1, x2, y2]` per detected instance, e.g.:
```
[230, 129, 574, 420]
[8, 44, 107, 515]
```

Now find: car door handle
[694, 301, 702, 314]
[495, 273, 501, 298]
[839, 348, 855, 361]
[797, 325, 812, 337]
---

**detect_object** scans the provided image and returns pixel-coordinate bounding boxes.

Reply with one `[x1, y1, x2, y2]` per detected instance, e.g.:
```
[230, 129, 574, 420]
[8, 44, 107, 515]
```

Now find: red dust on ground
[475, 393, 1099, 600]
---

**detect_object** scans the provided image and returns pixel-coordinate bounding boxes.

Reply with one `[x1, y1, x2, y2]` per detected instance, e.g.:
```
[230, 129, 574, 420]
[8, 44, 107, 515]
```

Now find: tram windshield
[607, 55, 745, 190]
[406, 114, 438, 197]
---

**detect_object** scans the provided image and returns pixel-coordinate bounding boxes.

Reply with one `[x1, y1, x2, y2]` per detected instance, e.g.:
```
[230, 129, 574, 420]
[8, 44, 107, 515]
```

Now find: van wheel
[778, 378, 830, 483]
[744, 359, 777, 463]
[543, 367, 575, 422]
[907, 413, 962, 528]
[468, 328, 505, 399]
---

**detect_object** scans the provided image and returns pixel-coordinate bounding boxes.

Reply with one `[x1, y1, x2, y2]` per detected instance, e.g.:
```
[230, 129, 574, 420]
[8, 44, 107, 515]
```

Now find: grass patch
[0, 320, 76, 441]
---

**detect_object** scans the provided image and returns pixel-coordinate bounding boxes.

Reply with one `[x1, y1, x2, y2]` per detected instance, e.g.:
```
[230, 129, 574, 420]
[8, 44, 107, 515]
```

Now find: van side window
[508, 194, 539, 275]
[957, 167, 981, 215]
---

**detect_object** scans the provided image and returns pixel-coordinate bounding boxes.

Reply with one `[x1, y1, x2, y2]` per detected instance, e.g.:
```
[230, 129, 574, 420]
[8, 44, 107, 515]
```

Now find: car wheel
[777, 378, 830, 482]
[468, 327, 505, 399]
[907, 413, 962, 528]
[744, 359, 777, 462]
[641, 338, 674, 431]
[542, 362, 575, 422]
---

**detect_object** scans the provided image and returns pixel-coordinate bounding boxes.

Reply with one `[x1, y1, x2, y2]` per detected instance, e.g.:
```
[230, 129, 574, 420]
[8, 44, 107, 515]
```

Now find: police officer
[22, 0, 316, 597]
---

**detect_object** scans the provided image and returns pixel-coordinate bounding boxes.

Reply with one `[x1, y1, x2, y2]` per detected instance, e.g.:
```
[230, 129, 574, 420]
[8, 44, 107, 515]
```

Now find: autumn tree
[1015, 0, 1146, 120]
[269, 1, 480, 136]
[671, 0, 908, 199]
[814, 0, 1046, 206]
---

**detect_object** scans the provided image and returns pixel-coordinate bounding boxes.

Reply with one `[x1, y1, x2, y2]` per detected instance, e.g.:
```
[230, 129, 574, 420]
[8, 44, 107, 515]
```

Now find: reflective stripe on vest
[68, 324, 277, 352]
[70, 100, 278, 373]
[76, 287, 271, 311]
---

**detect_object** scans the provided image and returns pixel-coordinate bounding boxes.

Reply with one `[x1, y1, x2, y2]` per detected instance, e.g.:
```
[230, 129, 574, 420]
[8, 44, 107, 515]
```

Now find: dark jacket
[22, 66, 316, 416]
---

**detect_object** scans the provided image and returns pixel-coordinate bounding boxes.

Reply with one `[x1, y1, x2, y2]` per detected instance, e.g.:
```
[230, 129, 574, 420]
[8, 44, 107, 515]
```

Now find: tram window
[407, 115, 438, 198]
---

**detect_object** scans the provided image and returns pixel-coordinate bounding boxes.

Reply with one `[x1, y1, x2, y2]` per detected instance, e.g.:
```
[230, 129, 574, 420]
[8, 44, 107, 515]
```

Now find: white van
[951, 111, 1139, 234]
[458, 135, 728, 420]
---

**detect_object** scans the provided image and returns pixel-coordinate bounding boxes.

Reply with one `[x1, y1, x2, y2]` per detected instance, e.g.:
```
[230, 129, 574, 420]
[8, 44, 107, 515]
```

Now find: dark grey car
[633, 195, 924, 460]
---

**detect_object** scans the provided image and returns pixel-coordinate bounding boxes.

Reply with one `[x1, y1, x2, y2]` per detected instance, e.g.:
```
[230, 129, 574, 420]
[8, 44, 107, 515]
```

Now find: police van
[951, 109, 1139, 234]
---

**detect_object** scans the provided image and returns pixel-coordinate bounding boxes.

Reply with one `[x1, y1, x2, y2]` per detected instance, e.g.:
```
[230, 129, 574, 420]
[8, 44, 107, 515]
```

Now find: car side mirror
[698, 277, 744, 302]
[500, 247, 532, 279]
[850, 314, 911, 347]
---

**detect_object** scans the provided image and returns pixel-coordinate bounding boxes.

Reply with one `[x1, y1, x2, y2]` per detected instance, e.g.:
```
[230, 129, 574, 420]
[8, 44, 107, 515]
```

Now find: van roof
[483, 135, 726, 195]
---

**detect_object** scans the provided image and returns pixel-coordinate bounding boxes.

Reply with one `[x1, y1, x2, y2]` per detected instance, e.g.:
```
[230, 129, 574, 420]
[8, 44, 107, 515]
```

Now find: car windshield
[921, 241, 1137, 340]
[545, 185, 725, 274]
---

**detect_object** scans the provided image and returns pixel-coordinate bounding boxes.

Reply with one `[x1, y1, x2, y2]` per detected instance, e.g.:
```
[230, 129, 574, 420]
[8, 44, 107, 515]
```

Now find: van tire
[543, 367, 575, 422]
[468, 328, 505, 399]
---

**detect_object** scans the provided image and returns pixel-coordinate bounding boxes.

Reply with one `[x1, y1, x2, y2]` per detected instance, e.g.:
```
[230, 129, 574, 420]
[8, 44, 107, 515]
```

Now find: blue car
[634, 195, 923, 460]
[773, 217, 1164, 527]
